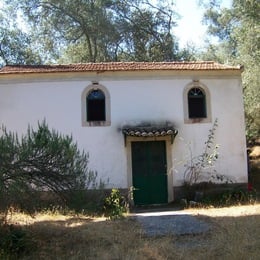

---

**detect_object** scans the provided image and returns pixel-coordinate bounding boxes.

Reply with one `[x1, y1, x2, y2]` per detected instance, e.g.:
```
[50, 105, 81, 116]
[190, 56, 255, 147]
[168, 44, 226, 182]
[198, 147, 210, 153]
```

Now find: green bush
[103, 189, 127, 220]
[0, 121, 96, 220]
[0, 224, 35, 258]
[220, 189, 257, 206]
[187, 188, 257, 208]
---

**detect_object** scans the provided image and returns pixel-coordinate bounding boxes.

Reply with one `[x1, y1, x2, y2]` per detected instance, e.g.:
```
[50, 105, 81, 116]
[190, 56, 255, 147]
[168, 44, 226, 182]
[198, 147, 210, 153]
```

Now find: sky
[0, 0, 232, 48]
[174, 0, 232, 48]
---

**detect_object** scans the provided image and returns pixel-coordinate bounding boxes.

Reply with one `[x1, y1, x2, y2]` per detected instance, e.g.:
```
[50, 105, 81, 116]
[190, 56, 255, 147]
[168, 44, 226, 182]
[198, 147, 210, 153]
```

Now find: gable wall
[0, 73, 247, 190]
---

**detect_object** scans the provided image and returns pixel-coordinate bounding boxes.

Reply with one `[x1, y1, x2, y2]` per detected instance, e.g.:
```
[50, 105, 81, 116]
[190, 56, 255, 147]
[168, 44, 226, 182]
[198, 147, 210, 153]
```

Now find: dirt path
[134, 204, 260, 236]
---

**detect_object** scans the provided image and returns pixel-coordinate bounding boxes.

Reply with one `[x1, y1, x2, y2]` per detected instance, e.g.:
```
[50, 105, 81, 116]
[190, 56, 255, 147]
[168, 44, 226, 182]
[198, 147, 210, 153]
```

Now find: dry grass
[4, 204, 260, 260]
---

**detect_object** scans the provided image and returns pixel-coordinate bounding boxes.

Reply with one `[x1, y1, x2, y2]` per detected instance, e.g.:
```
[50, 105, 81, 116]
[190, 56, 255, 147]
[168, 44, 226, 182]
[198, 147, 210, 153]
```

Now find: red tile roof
[0, 61, 242, 74]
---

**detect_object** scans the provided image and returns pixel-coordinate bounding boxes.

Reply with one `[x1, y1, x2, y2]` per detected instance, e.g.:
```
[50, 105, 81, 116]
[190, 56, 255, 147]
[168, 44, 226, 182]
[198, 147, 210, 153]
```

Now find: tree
[0, 121, 96, 215]
[201, 0, 260, 142]
[109, 0, 179, 61]
[6, 0, 194, 62]
[0, 6, 42, 66]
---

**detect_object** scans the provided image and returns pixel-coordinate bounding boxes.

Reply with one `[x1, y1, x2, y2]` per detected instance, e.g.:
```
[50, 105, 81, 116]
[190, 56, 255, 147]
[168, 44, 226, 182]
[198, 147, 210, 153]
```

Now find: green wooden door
[131, 141, 167, 205]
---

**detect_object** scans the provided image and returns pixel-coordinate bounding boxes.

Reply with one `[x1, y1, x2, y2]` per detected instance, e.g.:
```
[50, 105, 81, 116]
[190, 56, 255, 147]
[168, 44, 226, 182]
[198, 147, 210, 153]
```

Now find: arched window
[188, 87, 206, 118]
[87, 89, 105, 121]
[81, 84, 111, 126]
[184, 82, 211, 124]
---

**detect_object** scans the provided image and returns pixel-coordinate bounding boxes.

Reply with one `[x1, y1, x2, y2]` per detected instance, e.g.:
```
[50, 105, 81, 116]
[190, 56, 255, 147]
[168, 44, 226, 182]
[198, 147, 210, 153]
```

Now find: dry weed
[4, 204, 260, 260]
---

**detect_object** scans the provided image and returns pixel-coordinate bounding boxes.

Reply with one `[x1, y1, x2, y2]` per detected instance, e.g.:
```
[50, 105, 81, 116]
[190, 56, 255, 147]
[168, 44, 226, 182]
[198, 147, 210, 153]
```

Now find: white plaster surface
[0, 72, 248, 191]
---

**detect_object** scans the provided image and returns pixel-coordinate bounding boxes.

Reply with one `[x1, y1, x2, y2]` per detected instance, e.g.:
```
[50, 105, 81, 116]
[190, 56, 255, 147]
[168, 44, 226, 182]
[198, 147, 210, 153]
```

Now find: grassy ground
[3, 204, 260, 260]
[2, 151, 259, 259]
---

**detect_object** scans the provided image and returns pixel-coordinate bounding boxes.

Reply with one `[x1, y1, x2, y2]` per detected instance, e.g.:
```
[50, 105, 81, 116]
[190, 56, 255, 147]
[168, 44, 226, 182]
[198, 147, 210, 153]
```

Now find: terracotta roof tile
[0, 61, 242, 74]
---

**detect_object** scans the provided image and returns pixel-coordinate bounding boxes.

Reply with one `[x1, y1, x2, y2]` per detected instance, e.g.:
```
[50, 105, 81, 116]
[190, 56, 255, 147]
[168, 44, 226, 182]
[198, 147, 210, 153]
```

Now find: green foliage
[195, 187, 257, 208]
[201, 0, 260, 142]
[219, 188, 257, 206]
[0, 0, 199, 64]
[0, 27, 42, 66]
[0, 0, 197, 63]
[0, 121, 95, 219]
[182, 185, 257, 208]
[0, 224, 35, 258]
[0, 5, 42, 66]
[103, 189, 127, 220]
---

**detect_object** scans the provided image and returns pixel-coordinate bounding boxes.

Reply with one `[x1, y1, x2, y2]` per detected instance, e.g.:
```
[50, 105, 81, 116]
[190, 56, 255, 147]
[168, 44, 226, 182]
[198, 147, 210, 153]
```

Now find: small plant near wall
[184, 119, 219, 184]
[220, 188, 257, 206]
[182, 119, 232, 201]
[103, 189, 127, 220]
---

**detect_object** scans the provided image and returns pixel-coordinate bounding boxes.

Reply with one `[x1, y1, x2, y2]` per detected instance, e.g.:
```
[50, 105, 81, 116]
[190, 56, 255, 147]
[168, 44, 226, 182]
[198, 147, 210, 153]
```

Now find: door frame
[126, 135, 174, 204]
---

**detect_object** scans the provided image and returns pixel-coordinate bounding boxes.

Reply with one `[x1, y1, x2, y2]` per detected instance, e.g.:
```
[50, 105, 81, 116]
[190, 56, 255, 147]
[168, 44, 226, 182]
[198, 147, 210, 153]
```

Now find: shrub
[220, 188, 257, 206]
[0, 224, 35, 258]
[0, 121, 96, 220]
[182, 119, 233, 202]
[185, 187, 257, 208]
[183, 119, 220, 185]
[103, 189, 127, 219]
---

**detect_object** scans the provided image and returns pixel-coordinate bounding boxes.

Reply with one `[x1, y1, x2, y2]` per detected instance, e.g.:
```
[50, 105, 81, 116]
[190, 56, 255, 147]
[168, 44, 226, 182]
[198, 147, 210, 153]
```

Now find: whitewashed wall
[0, 72, 248, 190]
